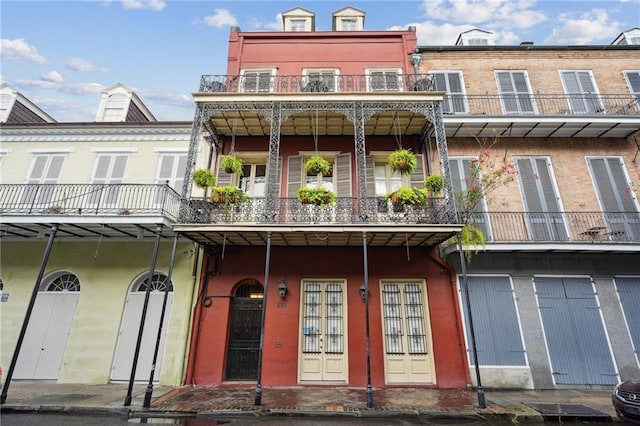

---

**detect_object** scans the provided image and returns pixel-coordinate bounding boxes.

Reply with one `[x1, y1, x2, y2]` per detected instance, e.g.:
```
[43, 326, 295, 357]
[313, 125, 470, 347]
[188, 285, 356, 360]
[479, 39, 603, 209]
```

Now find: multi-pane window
[46, 272, 81, 292]
[495, 71, 535, 114]
[431, 72, 466, 113]
[240, 69, 275, 93]
[290, 19, 306, 31]
[288, 154, 351, 198]
[459, 276, 526, 366]
[0, 94, 12, 122]
[381, 282, 428, 355]
[587, 156, 639, 240]
[340, 18, 357, 31]
[515, 157, 567, 241]
[102, 93, 128, 121]
[366, 68, 402, 92]
[20, 153, 66, 206]
[240, 164, 267, 197]
[560, 70, 603, 114]
[303, 69, 338, 92]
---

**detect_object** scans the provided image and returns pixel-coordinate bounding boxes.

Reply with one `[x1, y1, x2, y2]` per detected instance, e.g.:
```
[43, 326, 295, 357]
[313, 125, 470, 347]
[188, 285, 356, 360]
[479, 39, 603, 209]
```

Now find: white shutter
[216, 155, 234, 186]
[409, 154, 425, 188]
[335, 153, 351, 197]
[287, 156, 303, 196]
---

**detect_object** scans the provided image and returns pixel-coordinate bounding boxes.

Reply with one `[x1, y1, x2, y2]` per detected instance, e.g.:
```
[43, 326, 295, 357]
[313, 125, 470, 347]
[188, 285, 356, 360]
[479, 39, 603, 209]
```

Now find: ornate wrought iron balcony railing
[198, 74, 639, 117]
[0, 184, 183, 221]
[468, 211, 640, 243]
[185, 197, 457, 225]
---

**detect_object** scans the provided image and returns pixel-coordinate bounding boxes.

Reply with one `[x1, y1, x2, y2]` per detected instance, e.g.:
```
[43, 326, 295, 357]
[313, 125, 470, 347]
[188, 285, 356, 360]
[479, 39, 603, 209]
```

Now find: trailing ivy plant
[297, 187, 336, 206]
[193, 168, 215, 191]
[220, 154, 244, 175]
[305, 155, 331, 176]
[386, 186, 428, 206]
[424, 174, 444, 196]
[387, 149, 418, 175]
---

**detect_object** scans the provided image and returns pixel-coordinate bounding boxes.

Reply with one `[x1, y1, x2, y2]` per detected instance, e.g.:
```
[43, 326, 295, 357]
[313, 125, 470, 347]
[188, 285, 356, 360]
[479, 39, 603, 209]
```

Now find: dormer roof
[95, 83, 156, 122]
[281, 7, 315, 32]
[332, 6, 366, 31]
[455, 28, 495, 46]
[0, 83, 56, 124]
[611, 27, 640, 45]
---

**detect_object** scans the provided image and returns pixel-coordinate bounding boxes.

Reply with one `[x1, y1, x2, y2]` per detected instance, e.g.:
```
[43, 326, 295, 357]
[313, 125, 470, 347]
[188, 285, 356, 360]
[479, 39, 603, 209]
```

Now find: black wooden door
[225, 298, 263, 380]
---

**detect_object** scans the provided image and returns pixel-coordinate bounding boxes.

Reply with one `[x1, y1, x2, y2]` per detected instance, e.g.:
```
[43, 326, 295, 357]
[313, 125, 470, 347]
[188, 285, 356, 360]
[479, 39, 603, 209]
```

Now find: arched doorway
[225, 279, 263, 381]
[110, 272, 173, 382]
[14, 271, 81, 380]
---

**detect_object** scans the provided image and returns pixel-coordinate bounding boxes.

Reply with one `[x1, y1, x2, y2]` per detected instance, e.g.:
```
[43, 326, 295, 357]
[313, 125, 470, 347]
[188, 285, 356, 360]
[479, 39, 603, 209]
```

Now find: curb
[0, 404, 130, 418]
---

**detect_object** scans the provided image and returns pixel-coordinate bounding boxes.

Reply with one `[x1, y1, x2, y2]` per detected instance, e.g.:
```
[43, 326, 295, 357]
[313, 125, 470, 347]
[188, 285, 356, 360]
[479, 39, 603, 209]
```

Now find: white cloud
[0, 38, 47, 64]
[420, 0, 546, 30]
[121, 0, 166, 11]
[41, 70, 64, 83]
[390, 22, 475, 45]
[67, 57, 103, 72]
[249, 13, 283, 31]
[139, 91, 193, 108]
[544, 9, 623, 44]
[16, 78, 105, 95]
[203, 9, 238, 28]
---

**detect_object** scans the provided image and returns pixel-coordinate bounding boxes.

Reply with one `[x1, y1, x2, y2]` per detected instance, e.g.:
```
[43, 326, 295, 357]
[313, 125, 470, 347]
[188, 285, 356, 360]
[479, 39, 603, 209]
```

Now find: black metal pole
[458, 236, 486, 408]
[143, 234, 179, 408]
[124, 224, 163, 406]
[1, 224, 58, 404]
[255, 231, 272, 406]
[362, 232, 373, 408]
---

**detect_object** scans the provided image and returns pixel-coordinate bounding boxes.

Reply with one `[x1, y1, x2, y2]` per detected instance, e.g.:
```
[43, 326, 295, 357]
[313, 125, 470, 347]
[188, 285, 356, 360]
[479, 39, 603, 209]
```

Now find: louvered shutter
[27, 156, 48, 182]
[335, 153, 351, 197]
[287, 155, 303, 196]
[409, 154, 425, 188]
[92, 156, 110, 184]
[365, 156, 376, 197]
[174, 155, 187, 195]
[626, 71, 640, 95]
[497, 72, 533, 113]
[216, 155, 233, 186]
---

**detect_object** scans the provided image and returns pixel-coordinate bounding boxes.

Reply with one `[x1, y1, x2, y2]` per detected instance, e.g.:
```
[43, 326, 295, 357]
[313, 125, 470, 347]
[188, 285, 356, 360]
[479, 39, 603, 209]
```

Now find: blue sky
[1, 0, 639, 122]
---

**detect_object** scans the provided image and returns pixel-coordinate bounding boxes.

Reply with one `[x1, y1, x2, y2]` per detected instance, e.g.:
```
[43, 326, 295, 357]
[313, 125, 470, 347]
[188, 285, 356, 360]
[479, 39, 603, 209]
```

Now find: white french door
[298, 280, 348, 382]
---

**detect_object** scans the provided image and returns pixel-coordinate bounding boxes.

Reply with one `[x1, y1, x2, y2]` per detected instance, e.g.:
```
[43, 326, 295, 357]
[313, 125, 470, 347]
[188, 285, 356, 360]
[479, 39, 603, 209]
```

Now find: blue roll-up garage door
[535, 277, 618, 385]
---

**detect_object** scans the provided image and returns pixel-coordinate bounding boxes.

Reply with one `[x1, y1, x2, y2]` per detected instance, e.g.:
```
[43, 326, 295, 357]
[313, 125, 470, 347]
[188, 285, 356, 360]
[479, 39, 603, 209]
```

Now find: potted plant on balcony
[193, 168, 215, 194]
[388, 149, 418, 175]
[210, 185, 247, 206]
[297, 186, 336, 206]
[221, 154, 243, 175]
[424, 174, 443, 197]
[386, 186, 427, 206]
[305, 155, 331, 176]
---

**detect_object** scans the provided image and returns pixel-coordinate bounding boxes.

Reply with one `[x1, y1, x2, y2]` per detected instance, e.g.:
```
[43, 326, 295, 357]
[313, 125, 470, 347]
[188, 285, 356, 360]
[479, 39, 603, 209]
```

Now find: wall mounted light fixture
[278, 277, 288, 299]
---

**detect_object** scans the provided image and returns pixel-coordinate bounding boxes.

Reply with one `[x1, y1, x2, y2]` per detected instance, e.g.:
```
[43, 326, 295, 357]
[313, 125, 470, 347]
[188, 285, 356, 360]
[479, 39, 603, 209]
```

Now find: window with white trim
[381, 281, 428, 355]
[303, 69, 338, 92]
[449, 156, 492, 240]
[156, 153, 187, 195]
[560, 70, 603, 114]
[340, 18, 357, 31]
[290, 19, 306, 31]
[0, 94, 12, 122]
[467, 38, 489, 45]
[495, 71, 535, 114]
[431, 71, 466, 114]
[624, 71, 640, 112]
[240, 69, 276, 93]
[366, 68, 402, 92]
[287, 153, 351, 197]
[19, 154, 66, 206]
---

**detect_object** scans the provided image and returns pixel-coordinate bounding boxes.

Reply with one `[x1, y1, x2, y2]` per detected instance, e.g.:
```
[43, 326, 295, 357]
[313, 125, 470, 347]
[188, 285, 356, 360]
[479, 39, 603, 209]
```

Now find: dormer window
[340, 19, 357, 31]
[0, 94, 12, 122]
[290, 19, 306, 32]
[102, 93, 128, 121]
[281, 7, 315, 32]
[467, 38, 489, 45]
[455, 29, 495, 46]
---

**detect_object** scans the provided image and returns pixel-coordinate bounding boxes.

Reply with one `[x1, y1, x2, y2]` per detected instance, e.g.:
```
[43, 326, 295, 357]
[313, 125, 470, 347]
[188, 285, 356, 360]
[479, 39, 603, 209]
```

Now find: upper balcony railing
[198, 74, 639, 117]
[466, 211, 640, 244]
[0, 184, 182, 221]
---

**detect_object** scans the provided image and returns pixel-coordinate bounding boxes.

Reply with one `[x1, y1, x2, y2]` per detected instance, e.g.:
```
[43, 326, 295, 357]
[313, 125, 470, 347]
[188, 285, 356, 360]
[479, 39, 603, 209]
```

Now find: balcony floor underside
[173, 224, 463, 247]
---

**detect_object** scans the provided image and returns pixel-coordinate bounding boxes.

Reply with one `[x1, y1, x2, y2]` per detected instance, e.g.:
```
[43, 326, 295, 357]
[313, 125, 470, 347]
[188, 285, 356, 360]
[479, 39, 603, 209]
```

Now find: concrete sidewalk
[0, 381, 622, 423]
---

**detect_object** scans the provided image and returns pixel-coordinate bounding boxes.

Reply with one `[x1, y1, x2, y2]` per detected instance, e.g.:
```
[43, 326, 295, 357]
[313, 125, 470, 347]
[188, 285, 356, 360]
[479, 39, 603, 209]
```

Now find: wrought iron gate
[225, 297, 263, 380]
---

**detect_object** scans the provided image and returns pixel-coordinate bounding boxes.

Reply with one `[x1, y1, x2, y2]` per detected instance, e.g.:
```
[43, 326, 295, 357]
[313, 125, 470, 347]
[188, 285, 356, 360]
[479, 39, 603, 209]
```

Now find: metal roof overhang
[193, 92, 445, 137]
[443, 115, 640, 139]
[0, 216, 176, 241]
[443, 242, 640, 254]
[173, 223, 463, 247]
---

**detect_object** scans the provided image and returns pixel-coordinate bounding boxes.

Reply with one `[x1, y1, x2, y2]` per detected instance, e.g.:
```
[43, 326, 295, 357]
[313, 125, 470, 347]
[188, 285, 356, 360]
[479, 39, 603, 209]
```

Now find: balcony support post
[428, 101, 457, 222]
[353, 102, 369, 221]
[255, 231, 272, 405]
[362, 231, 373, 408]
[124, 224, 163, 406]
[1, 224, 59, 405]
[264, 103, 283, 222]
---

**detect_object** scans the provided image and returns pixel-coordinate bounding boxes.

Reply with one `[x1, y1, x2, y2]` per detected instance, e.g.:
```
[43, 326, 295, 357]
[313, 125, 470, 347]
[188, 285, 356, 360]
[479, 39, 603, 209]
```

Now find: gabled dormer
[332, 6, 365, 31]
[611, 27, 640, 45]
[455, 28, 495, 46]
[0, 83, 56, 124]
[281, 7, 315, 32]
[95, 83, 156, 122]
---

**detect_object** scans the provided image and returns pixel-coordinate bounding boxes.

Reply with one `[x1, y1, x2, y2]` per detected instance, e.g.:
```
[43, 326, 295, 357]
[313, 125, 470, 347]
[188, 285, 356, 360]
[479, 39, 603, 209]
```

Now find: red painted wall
[227, 31, 418, 77]
[187, 245, 468, 388]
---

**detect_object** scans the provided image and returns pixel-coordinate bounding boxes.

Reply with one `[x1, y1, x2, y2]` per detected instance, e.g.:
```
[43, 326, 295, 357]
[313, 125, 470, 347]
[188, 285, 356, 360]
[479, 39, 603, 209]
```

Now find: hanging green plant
[220, 154, 243, 175]
[388, 149, 418, 175]
[305, 155, 331, 176]
[297, 187, 336, 206]
[386, 186, 427, 206]
[193, 168, 215, 190]
[424, 174, 443, 196]
[210, 186, 247, 205]
[460, 224, 486, 264]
